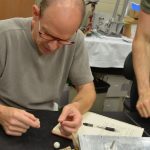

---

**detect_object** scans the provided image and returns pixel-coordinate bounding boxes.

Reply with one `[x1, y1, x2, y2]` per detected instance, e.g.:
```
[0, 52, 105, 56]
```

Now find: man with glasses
[0, 0, 96, 136]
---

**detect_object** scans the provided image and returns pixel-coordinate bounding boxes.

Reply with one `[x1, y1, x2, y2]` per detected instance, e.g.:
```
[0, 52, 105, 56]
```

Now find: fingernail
[35, 119, 40, 128]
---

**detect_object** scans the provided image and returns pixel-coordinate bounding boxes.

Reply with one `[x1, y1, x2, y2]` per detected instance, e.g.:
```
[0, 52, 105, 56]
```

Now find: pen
[83, 122, 117, 132]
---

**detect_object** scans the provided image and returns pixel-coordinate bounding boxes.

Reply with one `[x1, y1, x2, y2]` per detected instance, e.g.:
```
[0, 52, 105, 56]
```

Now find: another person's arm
[132, 10, 150, 118]
[58, 82, 96, 135]
[0, 104, 40, 136]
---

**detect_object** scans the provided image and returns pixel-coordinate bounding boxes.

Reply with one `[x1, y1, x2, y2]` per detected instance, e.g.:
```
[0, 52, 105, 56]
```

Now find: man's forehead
[39, 0, 83, 12]
[41, 3, 82, 22]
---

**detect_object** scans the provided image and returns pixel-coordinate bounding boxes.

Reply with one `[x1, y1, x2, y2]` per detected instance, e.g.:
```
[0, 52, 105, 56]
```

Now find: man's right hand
[0, 105, 40, 136]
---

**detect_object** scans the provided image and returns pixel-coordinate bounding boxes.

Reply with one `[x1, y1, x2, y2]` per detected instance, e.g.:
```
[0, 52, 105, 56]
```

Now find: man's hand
[136, 91, 150, 118]
[0, 105, 40, 136]
[58, 103, 82, 136]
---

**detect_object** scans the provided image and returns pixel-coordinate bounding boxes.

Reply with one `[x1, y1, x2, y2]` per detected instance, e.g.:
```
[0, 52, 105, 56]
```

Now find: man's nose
[48, 40, 60, 51]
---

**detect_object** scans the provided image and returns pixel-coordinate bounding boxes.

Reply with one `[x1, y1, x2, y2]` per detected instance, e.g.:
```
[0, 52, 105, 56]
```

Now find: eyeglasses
[38, 21, 75, 45]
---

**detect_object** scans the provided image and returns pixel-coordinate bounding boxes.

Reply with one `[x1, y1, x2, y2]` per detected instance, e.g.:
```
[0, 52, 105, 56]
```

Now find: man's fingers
[61, 119, 81, 128]
[58, 107, 70, 122]
[3, 125, 26, 136]
[9, 119, 30, 129]
[59, 126, 72, 136]
[141, 107, 148, 118]
[142, 103, 150, 118]
[6, 125, 28, 133]
[58, 104, 82, 136]
[137, 102, 148, 118]
[23, 111, 38, 121]
[60, 125, 77, 135]
[59, 119, 81, 136]
[143, 101, 150, 117]
[20, 115, 40, 128]
[137, 102, 144, 117]
[5, 130, 23, 136]
[13, 111, 40, 128]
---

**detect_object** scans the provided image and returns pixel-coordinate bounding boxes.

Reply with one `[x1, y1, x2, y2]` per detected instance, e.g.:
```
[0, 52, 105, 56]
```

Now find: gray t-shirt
[0, 17, 93, 110]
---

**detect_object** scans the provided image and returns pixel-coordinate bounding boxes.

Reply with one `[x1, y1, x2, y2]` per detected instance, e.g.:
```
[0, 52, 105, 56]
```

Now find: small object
[110, 140, 116, 149]
[36, 118, 40, 126]
[53, 141, 60, 149]
[103, 127, 115, 132]
[86, 32, 92, 36]
[83, 122, 117, 132]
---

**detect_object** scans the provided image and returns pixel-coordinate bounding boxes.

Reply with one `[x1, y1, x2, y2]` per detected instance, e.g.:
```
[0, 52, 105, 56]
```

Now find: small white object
[53, 141, 60, 149]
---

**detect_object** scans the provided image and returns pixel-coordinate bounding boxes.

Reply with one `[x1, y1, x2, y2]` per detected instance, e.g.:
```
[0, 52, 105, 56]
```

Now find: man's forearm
[132, 39, 150, 95]
[132, 10, 150, 95]
[71, 82, 96, 114]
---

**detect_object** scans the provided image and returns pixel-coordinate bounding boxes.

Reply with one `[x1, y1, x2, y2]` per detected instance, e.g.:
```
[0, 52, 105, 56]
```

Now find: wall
[0, 0, 35, 19]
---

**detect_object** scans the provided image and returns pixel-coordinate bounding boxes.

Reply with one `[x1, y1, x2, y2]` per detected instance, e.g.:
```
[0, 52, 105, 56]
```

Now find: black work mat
[0, 110, 73, 150]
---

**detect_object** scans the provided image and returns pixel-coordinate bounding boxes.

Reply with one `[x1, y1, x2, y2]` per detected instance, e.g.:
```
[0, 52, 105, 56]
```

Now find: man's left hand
[58, 103, 82, 136]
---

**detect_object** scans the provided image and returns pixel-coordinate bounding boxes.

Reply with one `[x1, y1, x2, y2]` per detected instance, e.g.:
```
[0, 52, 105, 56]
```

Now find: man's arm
[70, 82, 96, 113]
[0, 104, 40, 136]
[58, 82, 96, 135]
[132, 10, 150, 118]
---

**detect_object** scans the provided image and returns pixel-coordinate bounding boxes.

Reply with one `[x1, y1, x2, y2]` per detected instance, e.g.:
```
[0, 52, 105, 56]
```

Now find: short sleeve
[0, 34, 7, 77]
[68, 30, 93, 86]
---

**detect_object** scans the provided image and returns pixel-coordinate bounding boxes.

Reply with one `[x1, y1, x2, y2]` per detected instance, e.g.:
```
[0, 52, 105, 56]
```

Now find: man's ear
[32, 4, 40, 21]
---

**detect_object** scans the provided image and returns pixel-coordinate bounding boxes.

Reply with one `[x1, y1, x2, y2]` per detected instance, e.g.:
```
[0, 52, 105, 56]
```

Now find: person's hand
[0, 105, 40, 136]
[136, 91, 150, 118]
[58, 103, 82, 136]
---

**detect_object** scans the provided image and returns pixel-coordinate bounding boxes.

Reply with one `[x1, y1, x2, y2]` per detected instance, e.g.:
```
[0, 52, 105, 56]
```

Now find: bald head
[38, 0, 85, 19]
[31, 0, 85, 53]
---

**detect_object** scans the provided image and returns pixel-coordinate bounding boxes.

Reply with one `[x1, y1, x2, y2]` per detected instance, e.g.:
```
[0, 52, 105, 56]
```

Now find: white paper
[78, 112, 144, 137]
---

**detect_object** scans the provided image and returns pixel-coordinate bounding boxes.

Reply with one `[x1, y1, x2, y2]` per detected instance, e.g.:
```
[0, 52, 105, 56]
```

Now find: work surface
[0, 110, 73, 150]
[0, 110, 149, 150]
